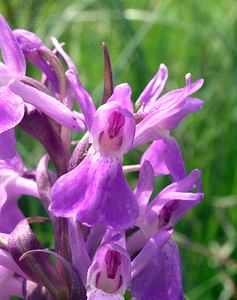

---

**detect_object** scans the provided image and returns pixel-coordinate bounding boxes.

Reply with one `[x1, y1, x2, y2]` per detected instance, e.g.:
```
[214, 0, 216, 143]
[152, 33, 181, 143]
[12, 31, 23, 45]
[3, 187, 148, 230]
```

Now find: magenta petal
[0, 87, 24, 133]
[0, 195, 24, 234]
[11, 81, 85, 131]
[50, 150, 138, 230]
[148, 170, 204, 229]
[108, 83, 134, 113]
[141, 137, 186, 181]
[66, 69, 96, 130]
[132, 239, 184, 300]
[131, 229, 172, 278]
[13, 29, 43, 53]
[136, 64, 168, 109]
[0, 129, 16, 159]
[152, 75, 204, 113]
[135, 160, 154, 210]
[141, 139, 169, 176]
[158, 97, 204, 130]
[68, 218, 91, 285]
[0, 15, 25, 77]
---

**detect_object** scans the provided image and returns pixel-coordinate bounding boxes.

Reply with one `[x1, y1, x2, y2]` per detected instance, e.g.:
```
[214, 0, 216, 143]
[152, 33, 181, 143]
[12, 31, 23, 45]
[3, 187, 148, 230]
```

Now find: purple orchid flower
[87, 233, 131, 300]
[127, 161, 204, 300]
[0, 15, 85, 159]
[0, 154, 39, 233]
[133, 66, 203, 168]
[50, 98, 138, 230]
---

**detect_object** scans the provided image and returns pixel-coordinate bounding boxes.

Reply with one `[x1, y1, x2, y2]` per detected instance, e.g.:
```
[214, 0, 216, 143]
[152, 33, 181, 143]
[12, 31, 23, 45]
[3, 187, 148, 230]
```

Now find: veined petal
[0, 129, 16, 159]
[131, 239, 184, 300]
[108, 83, 134, 113]
[136, 64, 168, 109]
[66, 69, 96, 130]
[0, 87, 24, 133]
[141, 137, 186, 181]
[0, 15, 25, 77]
[50, 149, 138, 230]
[11, 81, 85, 131]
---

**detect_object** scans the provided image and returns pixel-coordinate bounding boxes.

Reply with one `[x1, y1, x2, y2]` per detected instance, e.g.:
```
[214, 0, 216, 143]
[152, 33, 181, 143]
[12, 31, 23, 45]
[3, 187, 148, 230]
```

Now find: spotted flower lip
[87, 235, 131, 300]
[50, 100, 138, 230]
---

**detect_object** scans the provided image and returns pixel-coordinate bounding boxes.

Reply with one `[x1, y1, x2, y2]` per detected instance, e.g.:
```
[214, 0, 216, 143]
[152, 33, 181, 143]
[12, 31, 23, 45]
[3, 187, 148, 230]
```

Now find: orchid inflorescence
[0, 14, 204, 300]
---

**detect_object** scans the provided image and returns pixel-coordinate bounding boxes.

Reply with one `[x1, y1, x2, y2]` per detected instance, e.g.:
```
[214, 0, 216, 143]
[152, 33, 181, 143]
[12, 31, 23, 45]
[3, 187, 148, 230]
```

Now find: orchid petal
[146, 170, 204, 229]
[136, 64, 168, 109]
[0, 129, 16, 159]
[13, 29, 43, 53]
[132, 239, 184, 300]
[11, 81, 85, 131]
[0, 87, 24, 133]
[50, 150, 138, 230]
[134, 160, 154, 209]
[108, 83, 134, 113]
[66, 69, 96, 130]
[68, 217, 91, 285]
[131, 229, 172, 279]
[158, 97, 204, 130]
[141, 137, 186, 181]
[0, 15, 25, 77]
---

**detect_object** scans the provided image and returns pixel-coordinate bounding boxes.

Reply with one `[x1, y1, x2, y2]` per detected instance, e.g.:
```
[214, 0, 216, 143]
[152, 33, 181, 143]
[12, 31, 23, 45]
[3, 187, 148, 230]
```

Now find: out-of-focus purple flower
[0, 154, 39, 233]
[0, 265, 23, 299]
[0, 15, 84, 159]
[50, 100, 138, 230]
[87, 236, 130, 300]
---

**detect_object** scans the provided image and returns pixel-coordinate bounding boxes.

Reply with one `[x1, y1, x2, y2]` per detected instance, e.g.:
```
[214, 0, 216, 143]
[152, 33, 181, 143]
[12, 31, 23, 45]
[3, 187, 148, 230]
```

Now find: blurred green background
[2, 0, 237, 299]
